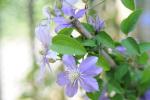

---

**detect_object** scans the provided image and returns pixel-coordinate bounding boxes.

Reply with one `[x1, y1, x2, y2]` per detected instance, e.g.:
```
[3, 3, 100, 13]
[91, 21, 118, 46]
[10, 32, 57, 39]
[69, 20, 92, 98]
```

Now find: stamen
[68, 69, 80, 84]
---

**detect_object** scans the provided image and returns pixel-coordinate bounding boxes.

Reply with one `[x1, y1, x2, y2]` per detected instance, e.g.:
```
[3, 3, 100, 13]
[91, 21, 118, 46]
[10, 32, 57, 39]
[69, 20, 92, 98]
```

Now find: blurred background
[0, 0, 149, 100]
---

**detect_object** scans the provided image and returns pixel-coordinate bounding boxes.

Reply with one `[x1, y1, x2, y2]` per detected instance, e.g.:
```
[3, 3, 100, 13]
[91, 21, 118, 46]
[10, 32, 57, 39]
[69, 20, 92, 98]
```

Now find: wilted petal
[65, 81, 78, 97]
[75, 9, 86, 18]
[43, 6, 51, 19]
[37, 61, 46, 82]
[35, 25, 51, 46]
[62, 4, 75, 16]
[46, 50, 57, 60]
[57, 72, 69, 86]
[63, 55, 76, 69]
[80, 76, 99, 92]
[54, 5, 62, 16]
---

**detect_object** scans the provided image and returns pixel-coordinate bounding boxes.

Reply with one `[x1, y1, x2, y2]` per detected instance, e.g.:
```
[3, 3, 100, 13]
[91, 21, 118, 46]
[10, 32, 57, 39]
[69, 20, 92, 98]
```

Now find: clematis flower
[35, 7, 57, 80]
[88, 16, 104, 32]
[115, 46, 126, 54]
[35, 24, 57, 81]
[140, 89, 150, 100]
[57, 55, 103, 97]
[53, 4, 86, 32]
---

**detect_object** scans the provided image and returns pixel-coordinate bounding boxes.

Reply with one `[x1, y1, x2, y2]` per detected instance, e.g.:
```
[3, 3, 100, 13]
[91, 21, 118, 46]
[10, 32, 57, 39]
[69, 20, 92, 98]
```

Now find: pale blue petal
[75, 9, 86, 18]
[57, 72, 69, 86]
[65, 80, 78, 97]
[80, 76, 99, 92]
[62, 55, 76, 69]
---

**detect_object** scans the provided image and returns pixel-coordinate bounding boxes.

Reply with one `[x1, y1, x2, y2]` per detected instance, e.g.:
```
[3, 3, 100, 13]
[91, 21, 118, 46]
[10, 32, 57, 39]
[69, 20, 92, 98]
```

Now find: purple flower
[53, 4, 86, 32]
[35, 22, 57, 81]
[88, 16, 104, 32]
[140, 89, 150, 100]
[99, 89, 110, 100]
[115, 46, 126, 54]
[57, 55, 103, 97]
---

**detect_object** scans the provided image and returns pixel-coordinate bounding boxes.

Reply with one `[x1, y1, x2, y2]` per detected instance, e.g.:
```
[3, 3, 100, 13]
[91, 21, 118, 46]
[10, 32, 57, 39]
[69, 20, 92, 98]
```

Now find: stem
[71, 18, 93, 39]
[72, 18, 116, 67]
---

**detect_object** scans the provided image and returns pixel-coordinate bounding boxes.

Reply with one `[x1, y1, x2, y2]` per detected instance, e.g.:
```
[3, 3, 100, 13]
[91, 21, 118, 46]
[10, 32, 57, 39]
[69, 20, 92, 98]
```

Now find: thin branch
[88, 0, 105, 10]
[71, 18, 93, 39]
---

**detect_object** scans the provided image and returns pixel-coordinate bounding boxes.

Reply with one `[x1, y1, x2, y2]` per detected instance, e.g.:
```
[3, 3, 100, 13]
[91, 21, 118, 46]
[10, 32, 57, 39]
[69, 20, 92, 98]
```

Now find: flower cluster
[34, 0, 150, 100]
[57, 55, 102, 97]
[35, 3, 103, 97]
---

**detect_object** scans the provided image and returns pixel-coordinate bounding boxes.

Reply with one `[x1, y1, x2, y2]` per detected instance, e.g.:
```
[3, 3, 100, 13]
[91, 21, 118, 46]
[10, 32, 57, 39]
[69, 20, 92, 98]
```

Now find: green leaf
[82, 23, 95, 33]
[108, 81, 124, 94]
[97, 56, 111, 71]
[120, 9, 143, 35]
[96, 31, 115, 48]
[82, 39, 96, 47]
[140, 67, 150, 84]
[51, 34, 86, 55]
[86, 92, 100, 100]
[121, 37, 140, 55]
[111, 94, 124, 100]
[57, 28, 73, 36]
[121, 0, 135, 10]
[139, 42, 150, 53]
[138, 52, 149, 64]
[115, 64, 129, 81]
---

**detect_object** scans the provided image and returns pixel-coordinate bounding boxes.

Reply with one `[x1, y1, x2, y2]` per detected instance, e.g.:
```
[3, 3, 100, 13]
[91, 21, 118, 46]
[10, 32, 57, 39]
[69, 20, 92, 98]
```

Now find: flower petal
[43, 6, 51, 19]
[55, 24, 72, 33]
[54, 5, 62, 16]
[80, 56, 98, 67]
[65, 81, 78, 97]
[79, 56, 102, 76]
[35, 24, 51, 46]
[62, 4, 75, 16]
[46, 50, 57, 60]
[75, 9, 86, 18]
[53, 17, 69, 25]
[145, 90, 150, 100]
[37, 60, 46, 82]
[88, 16, 95, 26]
[80, 76, 99, 92]
[57, 72, 69, 86]
[62, 55, 76, 69]
[80, 65, 103, 77]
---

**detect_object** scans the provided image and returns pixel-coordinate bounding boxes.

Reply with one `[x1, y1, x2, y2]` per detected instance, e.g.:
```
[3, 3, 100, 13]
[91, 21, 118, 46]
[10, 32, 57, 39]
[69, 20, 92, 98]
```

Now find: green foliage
[138, 52, 149, 64]
[82, 23, 95, 33]
[97, 55, 111, 71]
[120, 9, 143, 35]
[51, 34, 87, 55]
[121, 0, 135, 10]
[57, 28, 74, 36]
[139, 42, 150, 53]
[114, 64, 129, 81]
[121, 37, 140, 55]
[108, 80, 124, 94]
[82, 39, 96, 47]
[140, 67, 150, 84]
[96, 31, 115, 48]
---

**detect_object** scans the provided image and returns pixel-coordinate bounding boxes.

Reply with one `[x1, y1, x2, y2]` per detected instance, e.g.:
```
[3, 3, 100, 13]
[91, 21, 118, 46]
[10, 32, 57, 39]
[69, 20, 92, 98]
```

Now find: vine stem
[71, 17, 116, 67]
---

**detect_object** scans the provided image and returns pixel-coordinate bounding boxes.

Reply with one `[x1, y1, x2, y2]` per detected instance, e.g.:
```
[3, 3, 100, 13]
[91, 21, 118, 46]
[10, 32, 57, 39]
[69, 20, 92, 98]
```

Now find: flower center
[68, 70, 80, 84]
